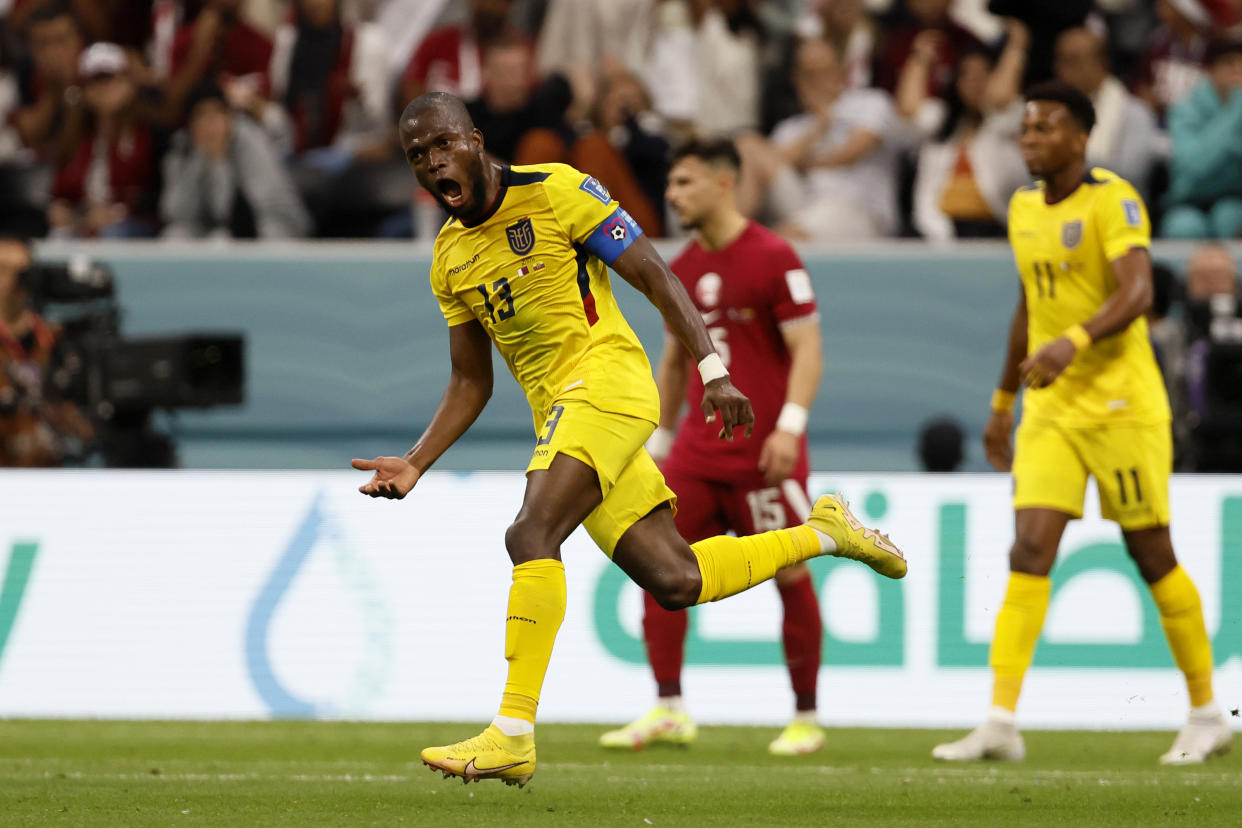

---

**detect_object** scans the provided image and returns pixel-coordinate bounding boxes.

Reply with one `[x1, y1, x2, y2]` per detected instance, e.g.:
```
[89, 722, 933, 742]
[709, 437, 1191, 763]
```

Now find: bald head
[398, 91, 496, 221]
[400, 92, 475, 141]
[1186, 244, 1238, 301]
[793, 37, 842, 112]
[1055, 27, 1109, 95]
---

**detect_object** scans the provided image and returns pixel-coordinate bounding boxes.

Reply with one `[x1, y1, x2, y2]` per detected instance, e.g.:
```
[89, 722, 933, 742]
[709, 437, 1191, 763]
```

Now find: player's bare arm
[984, 285, 1028, 472]
[649, 333, 690, 461]
[352, 319, 493, 498]
[759, 321, 822, 485]
[1020, 247, 1153, 388]
[612, 235, 754, 440]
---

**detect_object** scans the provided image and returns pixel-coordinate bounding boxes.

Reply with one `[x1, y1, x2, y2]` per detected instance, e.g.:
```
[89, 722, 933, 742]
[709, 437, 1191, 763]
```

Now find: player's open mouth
[437, 178, 465, 207]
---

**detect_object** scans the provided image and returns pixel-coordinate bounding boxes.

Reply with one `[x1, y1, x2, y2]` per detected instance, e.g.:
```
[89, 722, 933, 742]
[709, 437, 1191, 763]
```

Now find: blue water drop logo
[245, 492, 393, 717]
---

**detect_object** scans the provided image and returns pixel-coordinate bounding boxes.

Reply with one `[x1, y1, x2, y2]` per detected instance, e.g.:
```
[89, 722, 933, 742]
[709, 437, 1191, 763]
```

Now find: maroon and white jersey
[663, 221, 818, 481]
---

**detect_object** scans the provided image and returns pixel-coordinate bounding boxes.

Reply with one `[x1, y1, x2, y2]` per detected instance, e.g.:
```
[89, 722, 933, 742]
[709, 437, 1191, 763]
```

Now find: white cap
[78, 42, 127, 79]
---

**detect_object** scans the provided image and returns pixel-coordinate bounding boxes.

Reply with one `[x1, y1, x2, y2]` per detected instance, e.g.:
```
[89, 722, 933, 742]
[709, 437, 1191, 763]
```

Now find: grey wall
[36, 240, 1226, 472]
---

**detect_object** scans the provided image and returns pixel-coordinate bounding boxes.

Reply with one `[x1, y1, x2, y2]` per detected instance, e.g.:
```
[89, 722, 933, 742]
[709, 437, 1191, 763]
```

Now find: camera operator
[0, 236, 92, 466]
[1182, 244, 1242, 471]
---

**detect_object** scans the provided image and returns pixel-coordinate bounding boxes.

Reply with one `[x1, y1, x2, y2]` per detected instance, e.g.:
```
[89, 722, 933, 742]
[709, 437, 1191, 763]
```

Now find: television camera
[1187, 290, 1242, 472]
[18, 257, 244, 467]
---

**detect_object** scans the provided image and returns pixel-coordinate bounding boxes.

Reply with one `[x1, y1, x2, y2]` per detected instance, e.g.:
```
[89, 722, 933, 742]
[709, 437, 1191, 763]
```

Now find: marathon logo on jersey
[1061, 219, 1083, 249]
[1122, 199, 1142, 227]
[579, 176, 612, 205]
[447, 253, 480, 277]
[506, 217, 536, 256]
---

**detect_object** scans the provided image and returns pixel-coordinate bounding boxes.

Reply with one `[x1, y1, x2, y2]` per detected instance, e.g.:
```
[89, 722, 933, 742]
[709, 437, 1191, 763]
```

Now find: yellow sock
[691, 526, 820, 604]
[1150, 565, 1215, 707]
[989, 572, 1052, 712]
[497, 559, 566, 723]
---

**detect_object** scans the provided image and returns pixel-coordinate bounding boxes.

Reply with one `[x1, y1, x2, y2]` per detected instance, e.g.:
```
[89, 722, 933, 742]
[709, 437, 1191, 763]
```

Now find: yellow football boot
[768, 720, 826, 756]
[599, 706, 698, 750]
[808, 494, 907, 579]
[421, 725, 535, 787]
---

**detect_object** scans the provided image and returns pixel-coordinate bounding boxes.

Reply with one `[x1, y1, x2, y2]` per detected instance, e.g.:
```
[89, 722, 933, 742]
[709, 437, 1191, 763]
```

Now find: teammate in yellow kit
[932, 82, 1231, 765]
[351, 92, 907, 787]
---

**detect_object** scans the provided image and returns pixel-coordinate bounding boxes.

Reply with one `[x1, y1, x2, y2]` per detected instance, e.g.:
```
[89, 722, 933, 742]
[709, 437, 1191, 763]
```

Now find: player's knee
[504, 517, 556, 565]
[1009, 535, 1053, 576]
[1123, 528, 1177, 583]
[647, 563, 702, 611]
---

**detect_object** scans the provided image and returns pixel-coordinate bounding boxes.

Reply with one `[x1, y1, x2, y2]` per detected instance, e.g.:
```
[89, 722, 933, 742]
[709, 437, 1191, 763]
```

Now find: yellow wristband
[1063, 324, 1092, 351]
[991, 389, 1015, 413]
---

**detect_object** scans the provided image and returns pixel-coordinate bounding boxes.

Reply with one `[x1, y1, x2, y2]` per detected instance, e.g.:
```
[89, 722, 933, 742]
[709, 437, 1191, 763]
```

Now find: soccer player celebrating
[599, 139, 828, 756]
[352, 93, 907, 787]
[932, 82, 1231, 765]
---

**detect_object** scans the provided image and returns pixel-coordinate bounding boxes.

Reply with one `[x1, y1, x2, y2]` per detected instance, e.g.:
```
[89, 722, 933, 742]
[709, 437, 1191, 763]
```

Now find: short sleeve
[768, 246, 818, 325]
[1095, 179, 1150, 261]
[543, 166, 644, 264]
[429, 256, 474, 327]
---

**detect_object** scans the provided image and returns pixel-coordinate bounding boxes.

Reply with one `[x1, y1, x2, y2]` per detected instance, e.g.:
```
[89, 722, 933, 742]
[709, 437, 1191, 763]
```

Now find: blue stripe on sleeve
[581, 206, 643, 265]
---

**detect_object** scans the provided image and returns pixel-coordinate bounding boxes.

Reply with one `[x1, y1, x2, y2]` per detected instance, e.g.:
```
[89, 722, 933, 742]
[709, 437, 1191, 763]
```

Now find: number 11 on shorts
[1114, 466, 1142, 505]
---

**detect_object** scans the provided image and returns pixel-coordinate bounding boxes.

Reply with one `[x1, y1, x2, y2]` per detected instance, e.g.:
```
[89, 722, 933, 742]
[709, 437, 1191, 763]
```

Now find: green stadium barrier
[34, 241, 1226, 471]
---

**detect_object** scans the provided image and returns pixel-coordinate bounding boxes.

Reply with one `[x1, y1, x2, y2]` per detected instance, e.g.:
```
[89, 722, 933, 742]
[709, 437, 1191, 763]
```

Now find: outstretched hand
[351, 456, 421, 499]
[700, 377, 754, 441]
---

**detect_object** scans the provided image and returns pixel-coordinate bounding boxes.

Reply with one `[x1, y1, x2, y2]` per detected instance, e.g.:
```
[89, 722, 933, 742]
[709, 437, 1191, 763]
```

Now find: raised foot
[807, 493, 907, 579]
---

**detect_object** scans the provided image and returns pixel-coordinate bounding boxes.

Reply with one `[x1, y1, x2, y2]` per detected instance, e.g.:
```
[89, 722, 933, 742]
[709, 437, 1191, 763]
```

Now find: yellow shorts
[526, 400, 677, 556]
[1012, 418, 1172, 530]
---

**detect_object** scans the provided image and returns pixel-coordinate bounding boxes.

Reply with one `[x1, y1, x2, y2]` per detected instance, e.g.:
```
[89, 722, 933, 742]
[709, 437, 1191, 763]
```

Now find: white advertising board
[0, 471, 1239, 729]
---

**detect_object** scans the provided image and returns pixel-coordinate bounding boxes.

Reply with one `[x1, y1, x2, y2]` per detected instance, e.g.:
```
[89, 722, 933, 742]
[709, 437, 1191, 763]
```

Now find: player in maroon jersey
[599, 138, 827, 755]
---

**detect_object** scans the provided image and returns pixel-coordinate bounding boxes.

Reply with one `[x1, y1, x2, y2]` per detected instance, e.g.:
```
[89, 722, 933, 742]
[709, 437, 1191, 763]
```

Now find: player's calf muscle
[613, 532, 702, 609]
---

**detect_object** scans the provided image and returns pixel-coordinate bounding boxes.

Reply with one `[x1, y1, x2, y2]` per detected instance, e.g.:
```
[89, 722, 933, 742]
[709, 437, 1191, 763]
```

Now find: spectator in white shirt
[1054, 26, 1164, 201]
[755, 37, 901, 240]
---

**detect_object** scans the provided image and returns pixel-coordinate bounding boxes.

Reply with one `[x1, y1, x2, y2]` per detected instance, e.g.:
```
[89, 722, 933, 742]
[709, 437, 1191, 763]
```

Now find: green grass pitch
[0, 720, 1237, 826]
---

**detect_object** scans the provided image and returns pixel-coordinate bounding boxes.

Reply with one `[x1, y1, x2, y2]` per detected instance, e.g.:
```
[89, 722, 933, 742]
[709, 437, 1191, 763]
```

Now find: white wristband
[697, 353, 728, 385]
[776, 402, 809, 436]
[646, 427, 675, 460]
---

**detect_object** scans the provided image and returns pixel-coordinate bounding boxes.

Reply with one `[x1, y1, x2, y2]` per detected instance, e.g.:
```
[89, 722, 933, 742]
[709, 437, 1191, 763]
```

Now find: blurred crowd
[0, 0, 1240, 242]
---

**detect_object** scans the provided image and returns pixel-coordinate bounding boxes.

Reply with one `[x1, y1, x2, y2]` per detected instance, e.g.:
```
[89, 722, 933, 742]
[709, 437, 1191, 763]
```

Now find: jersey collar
[1045, 168, 1102, 206]
[459, 165, 512, 228]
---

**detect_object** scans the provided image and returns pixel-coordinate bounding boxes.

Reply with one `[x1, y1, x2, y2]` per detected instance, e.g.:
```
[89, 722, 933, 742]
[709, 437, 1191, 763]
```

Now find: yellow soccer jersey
[1008, 168, 1170, 426]
[429, 163, 659, 433]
